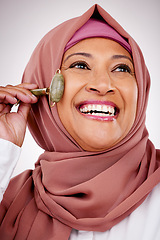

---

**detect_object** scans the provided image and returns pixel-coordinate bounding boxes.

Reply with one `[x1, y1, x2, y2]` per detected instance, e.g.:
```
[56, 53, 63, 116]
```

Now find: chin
[78, 128, 128, 151]
[80, 138, 118, 152]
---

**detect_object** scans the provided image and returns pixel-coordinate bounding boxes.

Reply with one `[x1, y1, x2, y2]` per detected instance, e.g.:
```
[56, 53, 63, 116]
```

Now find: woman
[0, 4, 160, 240]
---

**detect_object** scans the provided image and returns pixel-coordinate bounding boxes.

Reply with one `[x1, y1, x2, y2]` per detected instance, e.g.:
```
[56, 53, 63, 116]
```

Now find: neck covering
[1, 4, 160, 240]
[64, 18, 132, 53]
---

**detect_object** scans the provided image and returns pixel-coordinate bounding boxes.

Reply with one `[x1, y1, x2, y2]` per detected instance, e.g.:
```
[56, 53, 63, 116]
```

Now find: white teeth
[102, 105, 107, 112]
[79, 104, 116, 116]
[97, 105, 101, 111]
[88, 105, 92, 111]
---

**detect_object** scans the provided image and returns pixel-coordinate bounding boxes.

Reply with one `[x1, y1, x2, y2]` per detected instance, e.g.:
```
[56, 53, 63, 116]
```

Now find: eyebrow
[64, 52, 133, 65]
[64, 52, 92, 63]
[111, 54, 133, 64]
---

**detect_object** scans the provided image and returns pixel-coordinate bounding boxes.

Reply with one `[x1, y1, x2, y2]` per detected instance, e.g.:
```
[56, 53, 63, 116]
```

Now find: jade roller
[30, 69, 64, 107]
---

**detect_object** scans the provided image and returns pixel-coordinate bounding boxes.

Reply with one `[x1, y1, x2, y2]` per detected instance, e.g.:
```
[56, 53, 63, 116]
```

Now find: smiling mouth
[78, 101, 119, 120]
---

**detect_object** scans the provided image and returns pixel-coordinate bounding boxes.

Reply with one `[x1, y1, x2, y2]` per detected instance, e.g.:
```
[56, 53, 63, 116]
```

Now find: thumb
[17, 102, 31, 122]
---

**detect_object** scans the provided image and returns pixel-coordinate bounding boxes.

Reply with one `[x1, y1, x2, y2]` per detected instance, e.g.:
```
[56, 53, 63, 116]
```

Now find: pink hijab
[1, 4, 160, 240]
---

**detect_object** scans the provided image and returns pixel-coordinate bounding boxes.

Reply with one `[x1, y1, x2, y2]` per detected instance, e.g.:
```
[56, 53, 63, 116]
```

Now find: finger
[6, 83, 38, 89]
[15, 83, 39, 101]
[17, 102, 31, 122]
[0, 86, 38, 104]
[16, 83, 38, 90]
[0, 103, 12, 115]
[0, 89, 17, 105]
[5, 84, 38, 97]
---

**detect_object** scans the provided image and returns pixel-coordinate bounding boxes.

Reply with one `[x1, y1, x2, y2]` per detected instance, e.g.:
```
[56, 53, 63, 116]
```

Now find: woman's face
[58, 38, 138, 151]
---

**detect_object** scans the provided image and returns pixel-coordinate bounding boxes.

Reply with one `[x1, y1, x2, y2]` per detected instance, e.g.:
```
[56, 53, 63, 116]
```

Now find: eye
[69, 61, 90, 70]
[112, 64, 132, 74]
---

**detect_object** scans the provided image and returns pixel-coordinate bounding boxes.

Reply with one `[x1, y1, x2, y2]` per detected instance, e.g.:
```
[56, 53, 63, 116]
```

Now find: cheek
[129, 81, 138, 109]
[60, 71, 87, 105]
[122, 80, 138, 119]
[56, 73, 82, 124]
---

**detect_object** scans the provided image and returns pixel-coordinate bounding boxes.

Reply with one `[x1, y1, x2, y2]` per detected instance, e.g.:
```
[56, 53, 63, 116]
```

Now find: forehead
[63, 38, 131, 59]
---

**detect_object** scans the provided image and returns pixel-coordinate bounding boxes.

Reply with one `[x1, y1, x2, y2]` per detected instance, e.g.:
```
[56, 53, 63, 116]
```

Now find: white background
[0, 0, 160, 176]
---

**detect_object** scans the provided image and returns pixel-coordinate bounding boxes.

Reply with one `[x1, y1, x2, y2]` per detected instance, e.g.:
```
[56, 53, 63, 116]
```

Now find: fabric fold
[0, 4, 160, 240]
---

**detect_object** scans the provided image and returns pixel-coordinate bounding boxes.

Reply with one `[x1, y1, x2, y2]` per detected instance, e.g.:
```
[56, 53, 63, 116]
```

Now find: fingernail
[31, 94, 37, 99]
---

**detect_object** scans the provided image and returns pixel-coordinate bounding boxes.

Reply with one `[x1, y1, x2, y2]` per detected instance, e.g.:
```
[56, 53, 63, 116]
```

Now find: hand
[0, 83, 38, 147]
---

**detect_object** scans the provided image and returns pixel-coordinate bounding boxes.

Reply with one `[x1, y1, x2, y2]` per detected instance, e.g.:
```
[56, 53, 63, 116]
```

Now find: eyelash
[112, 64, 132, 74]
[69, 62, 133, 75]
[69, 61, 90, 70]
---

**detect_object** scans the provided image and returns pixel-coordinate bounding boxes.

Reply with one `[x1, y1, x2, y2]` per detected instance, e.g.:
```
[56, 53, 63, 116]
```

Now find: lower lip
[78, 111, 118, 121]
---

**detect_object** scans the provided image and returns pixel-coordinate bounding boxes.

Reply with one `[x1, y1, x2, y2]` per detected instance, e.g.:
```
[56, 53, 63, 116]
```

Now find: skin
[0, 83, 38, 147]
[0, 38, 138, 152]
[58, 38, 138, 152]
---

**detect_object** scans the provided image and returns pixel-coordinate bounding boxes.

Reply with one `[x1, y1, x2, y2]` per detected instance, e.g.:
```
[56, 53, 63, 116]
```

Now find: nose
[85, 71, 115, 96]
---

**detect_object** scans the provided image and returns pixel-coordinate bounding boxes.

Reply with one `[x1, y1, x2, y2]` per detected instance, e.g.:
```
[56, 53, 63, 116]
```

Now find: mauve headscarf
[64, 18, 132, 53]
[0, 4, 160, 240]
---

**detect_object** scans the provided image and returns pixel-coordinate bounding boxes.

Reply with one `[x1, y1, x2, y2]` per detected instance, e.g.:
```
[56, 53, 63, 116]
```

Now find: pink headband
[64, 18, 132, 53]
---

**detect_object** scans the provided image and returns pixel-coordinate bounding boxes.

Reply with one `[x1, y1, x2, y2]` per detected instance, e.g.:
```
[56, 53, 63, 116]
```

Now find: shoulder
[0, 170, 33, 216]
